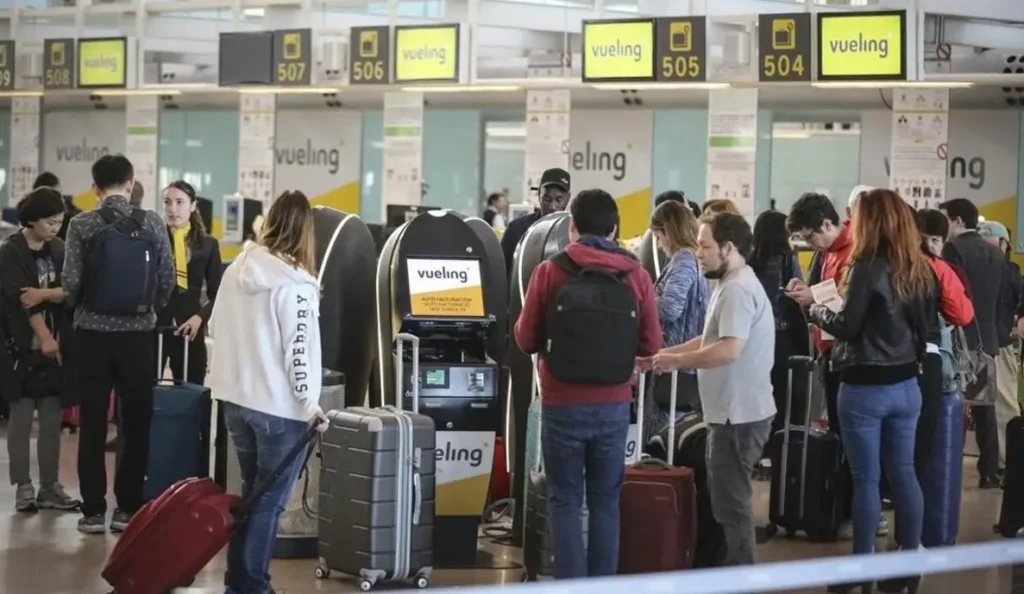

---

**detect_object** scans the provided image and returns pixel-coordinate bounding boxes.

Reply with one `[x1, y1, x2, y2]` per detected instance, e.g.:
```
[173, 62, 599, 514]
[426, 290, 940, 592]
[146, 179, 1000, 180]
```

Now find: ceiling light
[812, 81, 974, 89]
[590, 82, 731, 90]
[242, 7, 264, 17]
[400, 85, 521, 93]
[772, 132, 812, 140]
[87, 89, 183, 97]
[236, 87, 339, 95]
[0, 91, 44, 98]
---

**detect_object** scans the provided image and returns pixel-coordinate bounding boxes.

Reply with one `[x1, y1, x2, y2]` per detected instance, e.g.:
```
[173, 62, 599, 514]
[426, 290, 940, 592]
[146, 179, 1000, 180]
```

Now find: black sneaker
[78, 514, 106, 534]
[110, 508, 133, 533]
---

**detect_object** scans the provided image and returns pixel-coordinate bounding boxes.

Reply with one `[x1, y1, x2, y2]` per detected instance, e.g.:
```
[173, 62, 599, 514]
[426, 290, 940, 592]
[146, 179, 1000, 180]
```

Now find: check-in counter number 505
[762, 53, 805, 79]
[276, 62, 306, 84]
[352, 60, 386, 82]
[662, 55, 700, 79]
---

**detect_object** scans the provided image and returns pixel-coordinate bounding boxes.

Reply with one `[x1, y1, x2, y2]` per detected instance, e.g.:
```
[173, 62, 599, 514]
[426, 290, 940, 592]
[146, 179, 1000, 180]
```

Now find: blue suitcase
[920, 391, 964, 547]
[144, 334, 212, 501]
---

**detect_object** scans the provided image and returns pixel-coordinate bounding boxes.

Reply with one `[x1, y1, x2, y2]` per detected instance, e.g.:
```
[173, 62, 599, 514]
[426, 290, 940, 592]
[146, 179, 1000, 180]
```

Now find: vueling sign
[394, 24, 460, 83]
[582, 19, 654, 82]
[818, 11, 906, 80]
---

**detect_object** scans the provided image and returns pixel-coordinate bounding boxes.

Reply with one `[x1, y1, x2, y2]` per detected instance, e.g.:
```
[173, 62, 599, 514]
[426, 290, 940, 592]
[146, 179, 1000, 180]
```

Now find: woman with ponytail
[158, 180, 223, 384]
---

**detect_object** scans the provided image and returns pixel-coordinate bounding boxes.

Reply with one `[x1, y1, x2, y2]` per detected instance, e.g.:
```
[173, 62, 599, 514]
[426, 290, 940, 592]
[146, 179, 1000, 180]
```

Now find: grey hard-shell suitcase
[316, 334, 436, 591]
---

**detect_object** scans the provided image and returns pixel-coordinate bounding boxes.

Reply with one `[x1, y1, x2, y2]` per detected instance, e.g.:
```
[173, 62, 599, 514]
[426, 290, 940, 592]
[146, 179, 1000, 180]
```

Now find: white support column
[126, 96, 160, 211]
[381, 91, 424, 216]
[237, 93, 277, 207]
[9, 97, 40, 206]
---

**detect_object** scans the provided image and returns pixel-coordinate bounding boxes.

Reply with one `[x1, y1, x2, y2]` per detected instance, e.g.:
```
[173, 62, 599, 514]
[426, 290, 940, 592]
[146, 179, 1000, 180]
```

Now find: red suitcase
[618, 371, 697, 574]
[102, 424, 318, 594]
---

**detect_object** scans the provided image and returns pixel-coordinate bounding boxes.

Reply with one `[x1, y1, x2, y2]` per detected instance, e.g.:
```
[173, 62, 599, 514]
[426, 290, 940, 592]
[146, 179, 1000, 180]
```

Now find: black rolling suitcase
[998, 416, 1024, 537]
[766, 355, 845, 542]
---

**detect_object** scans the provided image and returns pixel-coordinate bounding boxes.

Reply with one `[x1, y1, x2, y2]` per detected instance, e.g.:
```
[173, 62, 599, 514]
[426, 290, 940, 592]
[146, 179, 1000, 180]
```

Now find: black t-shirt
[30, 245, 57, 349]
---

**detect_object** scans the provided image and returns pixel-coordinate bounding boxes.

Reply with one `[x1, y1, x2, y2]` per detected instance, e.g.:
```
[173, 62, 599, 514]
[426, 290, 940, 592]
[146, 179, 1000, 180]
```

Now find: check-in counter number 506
[276, 62, 307, 83]
[352, 60, 386, 82]
[762, 53, 805, 78]
[662, 55, 700, 79]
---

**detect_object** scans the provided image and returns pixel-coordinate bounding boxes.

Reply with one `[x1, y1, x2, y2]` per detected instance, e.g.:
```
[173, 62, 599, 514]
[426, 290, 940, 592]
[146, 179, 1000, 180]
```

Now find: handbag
[17, 351, 64, 399]
[962, 317, 995, 406]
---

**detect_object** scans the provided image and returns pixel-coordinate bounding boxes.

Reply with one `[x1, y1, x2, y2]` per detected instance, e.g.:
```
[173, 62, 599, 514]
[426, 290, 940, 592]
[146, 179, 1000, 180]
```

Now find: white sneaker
[838, 520, 854, 540]
[876, 516, 890, 537]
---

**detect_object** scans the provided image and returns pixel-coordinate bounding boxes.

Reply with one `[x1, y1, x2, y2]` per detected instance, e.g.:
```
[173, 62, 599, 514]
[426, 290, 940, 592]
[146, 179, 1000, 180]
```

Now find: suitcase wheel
[359, 579, 374, 592]
[314, 566, 330, 579]
[764, 523, 778, 540]
[414, 574, 430, 589]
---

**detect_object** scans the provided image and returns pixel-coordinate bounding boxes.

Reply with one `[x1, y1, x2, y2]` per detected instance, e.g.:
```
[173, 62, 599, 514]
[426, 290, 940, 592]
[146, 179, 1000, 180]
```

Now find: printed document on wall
[523, 90, 570, 203]
[383, 91, 424, 208]
[237, 93, 276, 205]
[10, 97, 40, 206]
[126, 96, 159, 211]
[707, 89, 758, 221]
[889, 88, 948, 210]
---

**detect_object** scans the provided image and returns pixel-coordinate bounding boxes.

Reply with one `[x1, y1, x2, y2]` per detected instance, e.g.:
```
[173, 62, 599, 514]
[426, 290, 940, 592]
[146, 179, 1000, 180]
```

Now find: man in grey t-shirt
[648, 212, 776, 566]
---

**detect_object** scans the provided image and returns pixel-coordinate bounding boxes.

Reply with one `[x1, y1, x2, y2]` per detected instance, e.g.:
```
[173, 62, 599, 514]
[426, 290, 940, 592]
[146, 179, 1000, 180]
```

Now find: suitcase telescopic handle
[395, 333, 420, 414]
[233, 422, 320, 523]
[666, 370, 678, 467]
[634, 371, 645, 459]
[156, 327, 190, 385]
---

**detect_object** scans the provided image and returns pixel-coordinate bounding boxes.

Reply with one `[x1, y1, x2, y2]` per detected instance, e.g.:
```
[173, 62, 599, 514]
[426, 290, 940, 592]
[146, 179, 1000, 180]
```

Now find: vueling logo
[275, 140, 341, 174]
[435, 442, 484, 467]
[416, 266, 468, 283]
[56, 140, 110, 162]
[572, 141, 628, 181]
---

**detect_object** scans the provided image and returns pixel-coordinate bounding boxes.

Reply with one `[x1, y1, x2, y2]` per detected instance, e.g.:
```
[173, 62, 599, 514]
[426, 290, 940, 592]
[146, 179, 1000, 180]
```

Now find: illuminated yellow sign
[817, 11, 906, 80]
[394, 24, 460, 83]
[582, 19, 654, 82]
[78, 37, 127, 88]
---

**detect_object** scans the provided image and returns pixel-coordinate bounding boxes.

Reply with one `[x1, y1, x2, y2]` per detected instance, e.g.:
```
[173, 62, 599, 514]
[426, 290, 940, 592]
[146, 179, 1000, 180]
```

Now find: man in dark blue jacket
[500, 168, 570, 276]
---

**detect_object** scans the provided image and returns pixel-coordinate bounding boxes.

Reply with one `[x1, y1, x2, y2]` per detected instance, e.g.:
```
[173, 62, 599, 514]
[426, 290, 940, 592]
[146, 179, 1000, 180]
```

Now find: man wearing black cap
[501, 167, 571, 275]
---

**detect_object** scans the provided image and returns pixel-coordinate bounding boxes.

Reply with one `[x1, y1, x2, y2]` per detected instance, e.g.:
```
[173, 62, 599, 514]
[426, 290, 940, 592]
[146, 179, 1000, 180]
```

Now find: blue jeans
[838, 379, 924, 555]
[222, 402, 308, 594]
[541, 401, 629, 579]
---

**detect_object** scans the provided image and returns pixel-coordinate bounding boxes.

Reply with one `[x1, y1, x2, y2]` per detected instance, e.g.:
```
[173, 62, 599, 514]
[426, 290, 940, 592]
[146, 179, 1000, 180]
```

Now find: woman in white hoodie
[208, 190, 328, 594]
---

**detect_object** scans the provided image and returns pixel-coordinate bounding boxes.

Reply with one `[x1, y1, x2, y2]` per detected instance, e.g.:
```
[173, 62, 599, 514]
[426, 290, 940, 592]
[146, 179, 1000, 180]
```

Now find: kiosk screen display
[406, 258, 485, 318]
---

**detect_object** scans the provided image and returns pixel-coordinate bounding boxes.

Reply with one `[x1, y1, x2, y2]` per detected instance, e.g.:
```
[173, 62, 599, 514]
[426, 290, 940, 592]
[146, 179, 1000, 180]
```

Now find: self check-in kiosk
[374, 210, 507, 568]
[222, 195, 263, 246]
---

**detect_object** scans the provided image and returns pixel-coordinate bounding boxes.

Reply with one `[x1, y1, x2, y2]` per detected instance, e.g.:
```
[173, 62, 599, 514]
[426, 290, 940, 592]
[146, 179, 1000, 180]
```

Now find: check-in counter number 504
[662, 55, 700, 79]
[352, 60, 386, 82]
[762, 53, 806, 79]
[276, 62, 307, 84]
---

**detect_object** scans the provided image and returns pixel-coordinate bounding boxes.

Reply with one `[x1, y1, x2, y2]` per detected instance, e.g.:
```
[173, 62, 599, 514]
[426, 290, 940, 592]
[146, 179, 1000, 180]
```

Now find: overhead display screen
[272, 29, 312, 86]
[758, 13, 811, 82]
[817, 10, 906, 81]
[43, 38, 75, 90]
[350, 26, 391, 85]
[219, 32, 274, 86]
[654, 17, 706, 82]
[406, 258, 484, 318]
[394, 24, 460, 83]
[582, 19, 655, 82]
[77, 37, 127, 88]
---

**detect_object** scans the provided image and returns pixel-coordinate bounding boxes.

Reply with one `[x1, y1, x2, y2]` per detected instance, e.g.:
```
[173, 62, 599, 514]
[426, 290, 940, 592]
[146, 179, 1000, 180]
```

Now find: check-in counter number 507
[352, 60, 386, 82]
[276, 62, 307, 83]
[662, 55, 700, 79]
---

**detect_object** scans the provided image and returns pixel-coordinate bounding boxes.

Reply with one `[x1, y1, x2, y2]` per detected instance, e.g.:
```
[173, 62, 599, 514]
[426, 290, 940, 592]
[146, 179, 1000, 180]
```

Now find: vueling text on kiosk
[416, 266, 470, 284]
[436, 441, 485, 468]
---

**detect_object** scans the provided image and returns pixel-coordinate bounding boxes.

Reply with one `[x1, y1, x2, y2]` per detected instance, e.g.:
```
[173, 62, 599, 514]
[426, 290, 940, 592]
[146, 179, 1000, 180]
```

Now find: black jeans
[973, 403, 1000, 477]
[76, 329, 155, 517]
[160, 329, 207, 385]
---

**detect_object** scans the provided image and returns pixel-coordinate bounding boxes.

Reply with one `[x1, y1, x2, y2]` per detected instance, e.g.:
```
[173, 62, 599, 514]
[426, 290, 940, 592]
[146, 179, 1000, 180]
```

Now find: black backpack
[545, 251, 640, 385]
[83, 207, 161, 316]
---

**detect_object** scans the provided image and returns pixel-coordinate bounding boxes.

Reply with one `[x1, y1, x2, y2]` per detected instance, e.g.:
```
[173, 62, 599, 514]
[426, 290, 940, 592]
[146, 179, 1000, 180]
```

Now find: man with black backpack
[514, 189, 662, 579]
[62, 154, 175, 534]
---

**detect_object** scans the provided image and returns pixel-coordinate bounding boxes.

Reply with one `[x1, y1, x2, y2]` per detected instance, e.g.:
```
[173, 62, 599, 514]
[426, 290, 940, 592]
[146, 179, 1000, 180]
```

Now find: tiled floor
[0, 429, 1014, 593]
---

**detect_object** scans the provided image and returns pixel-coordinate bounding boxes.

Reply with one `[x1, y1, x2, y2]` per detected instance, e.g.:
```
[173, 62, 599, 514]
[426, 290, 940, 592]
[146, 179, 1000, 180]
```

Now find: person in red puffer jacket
[514, 189, 661, 579]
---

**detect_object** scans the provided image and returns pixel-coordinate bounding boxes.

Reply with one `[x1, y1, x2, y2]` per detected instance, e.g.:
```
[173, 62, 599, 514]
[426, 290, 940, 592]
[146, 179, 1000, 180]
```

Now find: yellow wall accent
[435, 472, 493, 516]
[72, 190, 97, 212]
[309, 182, 360, 214]
[616, 187, 652, 240]
[211, 217, 243, 261]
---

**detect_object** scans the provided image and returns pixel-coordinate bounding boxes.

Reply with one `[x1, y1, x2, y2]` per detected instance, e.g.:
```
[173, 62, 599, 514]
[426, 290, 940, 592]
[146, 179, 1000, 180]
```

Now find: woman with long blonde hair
[208, 190, 327, 594]
[808, 189, 937, 594]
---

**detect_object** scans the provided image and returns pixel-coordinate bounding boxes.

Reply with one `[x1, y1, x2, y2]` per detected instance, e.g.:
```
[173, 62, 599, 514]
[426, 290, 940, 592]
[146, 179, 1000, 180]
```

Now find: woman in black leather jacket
[808, 189, 938, 594]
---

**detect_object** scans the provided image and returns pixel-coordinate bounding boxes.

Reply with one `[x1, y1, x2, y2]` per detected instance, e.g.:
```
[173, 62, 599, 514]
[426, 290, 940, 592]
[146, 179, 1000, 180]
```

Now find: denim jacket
[655, 249, 709, 358]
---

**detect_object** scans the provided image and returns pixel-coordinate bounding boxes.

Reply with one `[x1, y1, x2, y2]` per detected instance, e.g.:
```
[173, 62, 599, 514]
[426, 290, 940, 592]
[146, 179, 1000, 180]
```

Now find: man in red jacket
[514, 189, 661, 579]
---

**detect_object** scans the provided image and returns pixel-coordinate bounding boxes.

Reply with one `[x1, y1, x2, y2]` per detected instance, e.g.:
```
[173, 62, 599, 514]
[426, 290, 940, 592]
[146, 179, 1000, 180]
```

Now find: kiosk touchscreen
[375, 210, 508, 569]
[222, 195, 263, 245]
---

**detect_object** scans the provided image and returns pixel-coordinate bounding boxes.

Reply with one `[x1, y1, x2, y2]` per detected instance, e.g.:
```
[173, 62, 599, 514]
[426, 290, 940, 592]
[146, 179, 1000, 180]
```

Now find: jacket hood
[235, 245, 318, 294]
[564, 242, 642, 273]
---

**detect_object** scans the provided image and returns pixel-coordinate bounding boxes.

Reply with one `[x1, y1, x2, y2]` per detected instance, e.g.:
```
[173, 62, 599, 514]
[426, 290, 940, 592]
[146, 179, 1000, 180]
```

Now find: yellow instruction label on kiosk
[407, 258, 484, 317]
[817, 10, 906, 81]
[78, 37, 127, 88]
[394, 24, 460, 83]
[582, 19, 655, 82]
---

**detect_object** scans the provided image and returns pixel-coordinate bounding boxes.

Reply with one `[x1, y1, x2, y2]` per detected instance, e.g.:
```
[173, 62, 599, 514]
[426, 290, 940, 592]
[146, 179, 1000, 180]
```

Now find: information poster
[706, 88, 758, 221]
[382, 91, 424, 209]
[406, 258, 484, 317]
[237, 93, 276, 206]
[523, 90, 570, 204]
[125, 96, 159, 211]
[10, 97, 40, 205]
[888, 88, 948, 210]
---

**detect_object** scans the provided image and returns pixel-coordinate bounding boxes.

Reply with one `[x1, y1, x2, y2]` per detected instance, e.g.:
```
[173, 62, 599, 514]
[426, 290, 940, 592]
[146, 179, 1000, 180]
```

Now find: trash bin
[223, 368, 346, 559]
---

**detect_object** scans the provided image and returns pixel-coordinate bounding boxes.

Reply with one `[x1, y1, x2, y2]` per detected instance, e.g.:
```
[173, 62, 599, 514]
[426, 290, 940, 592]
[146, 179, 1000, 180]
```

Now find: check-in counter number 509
[276, 62, 307, 83]
[352, 60, 386, 82]
[662, 55, 700, 79]
[762, 54, 805, 78]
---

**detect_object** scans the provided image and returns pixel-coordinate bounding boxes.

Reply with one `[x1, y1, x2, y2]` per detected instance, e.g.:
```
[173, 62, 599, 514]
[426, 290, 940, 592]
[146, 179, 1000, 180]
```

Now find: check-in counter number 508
[352, 60, 386, 82]
[762, 54, 805, 78]
[45, 69, 71, 87]
[277, 62, 307, 83]
[662, 55, 700, 79]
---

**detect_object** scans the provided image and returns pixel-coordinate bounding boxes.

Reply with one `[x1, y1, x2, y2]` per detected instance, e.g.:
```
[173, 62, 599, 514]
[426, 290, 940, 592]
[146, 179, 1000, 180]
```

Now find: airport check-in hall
[1, 1, 1024, 593]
